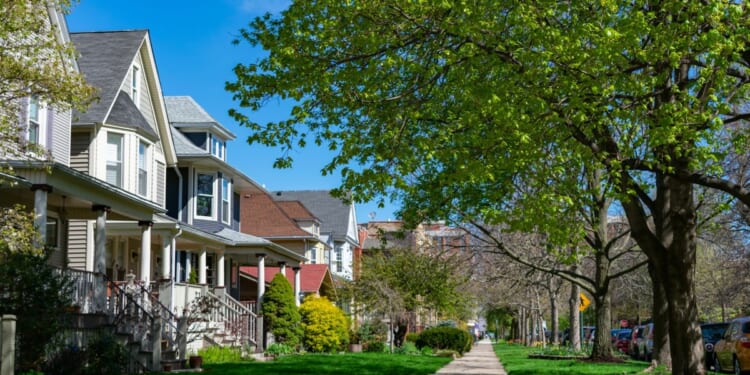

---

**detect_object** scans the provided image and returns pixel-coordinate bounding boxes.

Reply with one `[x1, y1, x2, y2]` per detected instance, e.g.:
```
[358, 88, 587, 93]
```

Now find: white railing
[204, 291, 257, 348]
[174, 283, 204, 315]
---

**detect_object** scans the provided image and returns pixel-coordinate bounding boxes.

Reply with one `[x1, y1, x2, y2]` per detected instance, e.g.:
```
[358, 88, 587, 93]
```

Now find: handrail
[203, 291, 257, 347]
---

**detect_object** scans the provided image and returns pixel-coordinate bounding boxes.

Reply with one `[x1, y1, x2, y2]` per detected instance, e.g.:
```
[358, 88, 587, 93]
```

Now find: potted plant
[349, 331, 362, 352]
[188, 354, 202, 369]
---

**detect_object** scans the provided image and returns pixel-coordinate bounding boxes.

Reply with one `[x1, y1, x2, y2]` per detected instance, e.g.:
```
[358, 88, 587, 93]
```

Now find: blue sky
[66, 0, 398, 223]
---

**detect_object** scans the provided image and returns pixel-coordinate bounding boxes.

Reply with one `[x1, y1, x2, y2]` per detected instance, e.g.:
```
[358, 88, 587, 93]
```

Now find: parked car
[636, 323, 654, 361]
[615, 328, 633, 354]
[583, 326, 596, 346]
[701, 322, 729, 370]
[713, 316, 750, 374]
[630, 325, 646, 359]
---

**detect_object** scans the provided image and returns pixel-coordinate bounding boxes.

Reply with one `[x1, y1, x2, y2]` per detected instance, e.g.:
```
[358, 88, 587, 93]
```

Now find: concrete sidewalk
[434, 339, 507, 375]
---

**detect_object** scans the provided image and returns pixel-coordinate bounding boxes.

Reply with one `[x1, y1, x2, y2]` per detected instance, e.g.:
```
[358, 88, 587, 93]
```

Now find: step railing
[198, 291, 257, 348]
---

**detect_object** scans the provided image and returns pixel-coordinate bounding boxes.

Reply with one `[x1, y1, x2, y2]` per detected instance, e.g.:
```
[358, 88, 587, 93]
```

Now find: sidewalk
[434, 339, 507, 375]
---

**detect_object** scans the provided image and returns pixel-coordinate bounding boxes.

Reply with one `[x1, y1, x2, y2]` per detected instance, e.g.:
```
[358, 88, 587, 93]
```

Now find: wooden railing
[203, 291, 257, 348]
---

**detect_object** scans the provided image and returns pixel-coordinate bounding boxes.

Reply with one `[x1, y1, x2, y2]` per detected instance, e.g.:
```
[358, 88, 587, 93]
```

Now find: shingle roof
[240, 191, 313, 238]
[106, 90, 158, 139]
[273, 190, 353, 240]
[70, 30, 148, 125]
[214, 227, 271, 246]
[277, 201, 317, 221]
[165, 96, 235, 139]
[169, 124, 207, 155]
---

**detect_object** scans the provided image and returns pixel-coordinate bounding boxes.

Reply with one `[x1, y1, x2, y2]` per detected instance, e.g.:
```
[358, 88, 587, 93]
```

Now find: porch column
[185, 252, 192, 283]
[257, 253, 266, 310]
[93, 205, 109, 312]
[216, 250, 225, 288]
[139, 220, 152, 284]
[293, 266, 301, 307]
[279, 261, 287, 277]
[112, 236, 120, 279]
[198, 248, 207, 285]
[161, 234, 171, 280]
[31, 184, 52, 248]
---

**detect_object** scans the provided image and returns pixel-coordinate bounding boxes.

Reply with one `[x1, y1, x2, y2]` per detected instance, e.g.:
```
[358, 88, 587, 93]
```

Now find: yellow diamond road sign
[579, 293, 591, 312]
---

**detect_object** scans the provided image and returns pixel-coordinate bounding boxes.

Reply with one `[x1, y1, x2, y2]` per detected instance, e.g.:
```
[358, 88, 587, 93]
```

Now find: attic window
[131, 65, 140, 107]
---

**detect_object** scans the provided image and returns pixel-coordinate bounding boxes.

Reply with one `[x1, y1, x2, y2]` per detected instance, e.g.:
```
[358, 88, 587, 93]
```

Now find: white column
[93, 205, 109, 312]
[139, 221, 152, 284]
[257, 253, 266, 310]
[199, 248, 207, 285]
[279, 262, 287, 277]
[217, 250, 225, 288]
[161, 234, 171, 280]
[293, 266, 301, 307]
[185, 252, 192, 283]
[31, 184, 51, 247]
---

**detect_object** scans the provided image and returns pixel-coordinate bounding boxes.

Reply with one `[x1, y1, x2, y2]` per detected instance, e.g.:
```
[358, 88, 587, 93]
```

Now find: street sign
[579, 293, 591, 312]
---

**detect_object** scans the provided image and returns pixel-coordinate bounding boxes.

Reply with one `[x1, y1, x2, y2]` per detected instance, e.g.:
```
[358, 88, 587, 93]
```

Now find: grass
[494, 343, 651, 375]
[199, 352, 452, 375]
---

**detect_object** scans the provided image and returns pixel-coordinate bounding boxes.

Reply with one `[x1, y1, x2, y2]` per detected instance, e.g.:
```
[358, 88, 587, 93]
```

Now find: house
[273, 190, 359, 280]
[239, 264, 337, 304]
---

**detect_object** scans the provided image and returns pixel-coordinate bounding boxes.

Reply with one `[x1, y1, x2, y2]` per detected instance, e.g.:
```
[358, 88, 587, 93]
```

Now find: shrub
[405, 332, 420, 343]
[265, 342, 295, 357]
[44, 333, 128, 375]
[198, 346, 247, 364]
[299, 295, 349, 352]
[262, 273, 302, 347]
[415, 326, 473, 354]
[357, 319, 387, 344]
[420, 346, 434, 356]
[365, 340, 386, 352]
[395, 341, 420, 355]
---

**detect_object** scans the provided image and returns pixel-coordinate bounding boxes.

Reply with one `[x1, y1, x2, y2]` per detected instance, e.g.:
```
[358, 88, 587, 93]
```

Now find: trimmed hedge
[415, 326, 473, 354]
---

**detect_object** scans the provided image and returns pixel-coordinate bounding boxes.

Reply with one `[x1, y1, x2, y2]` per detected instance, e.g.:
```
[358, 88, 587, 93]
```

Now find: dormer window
[131, 65, 140, 107]
[209, 133, 224, 160]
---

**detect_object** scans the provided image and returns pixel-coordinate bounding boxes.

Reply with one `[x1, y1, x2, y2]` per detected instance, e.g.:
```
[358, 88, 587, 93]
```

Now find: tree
[299, 295, 349, 353]
[0, 206, 73, 371]
[228, 2, 750, 373]
[354, 247, 471, 347]
[0, 0, 94, 162]
[261, 273, 302, 347]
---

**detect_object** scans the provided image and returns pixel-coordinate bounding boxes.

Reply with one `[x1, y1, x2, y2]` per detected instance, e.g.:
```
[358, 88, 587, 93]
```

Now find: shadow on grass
[494, 343, 650, 375]
[202, 353, 452, 375]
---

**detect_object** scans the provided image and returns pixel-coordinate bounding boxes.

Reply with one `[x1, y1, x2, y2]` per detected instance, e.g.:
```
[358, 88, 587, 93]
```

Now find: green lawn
[494, 343, 651, 375]
[199, 353, 452, 375]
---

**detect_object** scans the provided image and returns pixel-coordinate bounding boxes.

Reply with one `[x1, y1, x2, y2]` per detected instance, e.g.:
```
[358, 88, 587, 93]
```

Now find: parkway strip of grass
[494, 343, 651, 375]
[198, 352, 453, 375]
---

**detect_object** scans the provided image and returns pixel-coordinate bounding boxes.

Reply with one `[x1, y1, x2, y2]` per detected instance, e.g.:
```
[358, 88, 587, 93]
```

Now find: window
[131, 65, 140, 105]
[308, 247, 317, 264]
[196, 173, 215, 218]
[210, 134, 223, 159]
[46, 217, 58, 248]
[106, 132, 124, 187]
[137, 141, 149, 196]
[221, 177, 230, 223]
[334, 247, 343, 273]
[27, 96, 41, 144]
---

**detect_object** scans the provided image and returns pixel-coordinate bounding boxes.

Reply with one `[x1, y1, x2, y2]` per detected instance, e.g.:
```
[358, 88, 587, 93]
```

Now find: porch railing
[204, 291, 257, 348]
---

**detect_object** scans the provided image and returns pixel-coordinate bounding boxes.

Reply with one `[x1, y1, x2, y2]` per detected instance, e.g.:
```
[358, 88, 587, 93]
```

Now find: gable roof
[277, 201, 318, 221]
[240, 191, 315, 238]
[165, 96, 235, 140]
[106, 90, 158, 140]
[239, 264, 333, 294]
[70, 30, 148, 125]
[273, 190, 355, 242]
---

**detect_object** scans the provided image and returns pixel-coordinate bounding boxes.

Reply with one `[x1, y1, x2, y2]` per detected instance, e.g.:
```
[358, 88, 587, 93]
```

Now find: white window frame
[137, 140, 149, 197]
[308, 247, 317, 264]
[27, 95, 45, 145]
[221, 177, 230, 224]
[334, 246, 343, 273]
[131, 65, 140, 106]
[195, 171, 216, 219]
[106, 132, 124, 187]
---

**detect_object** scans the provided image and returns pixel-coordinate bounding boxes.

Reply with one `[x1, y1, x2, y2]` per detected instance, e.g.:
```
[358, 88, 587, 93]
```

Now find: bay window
[221, 177, 230, 223]
[137, 141, 149, 196]
[106, 132, 124, 187]
[196, 172, 215, 218]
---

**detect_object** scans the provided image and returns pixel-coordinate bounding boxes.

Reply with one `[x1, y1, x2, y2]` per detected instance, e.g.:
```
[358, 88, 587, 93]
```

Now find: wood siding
[67, 219, 89, 270]
[155, 160, 165, 207]
[50, 107, 71, 165]
[70, 131, 91, 173]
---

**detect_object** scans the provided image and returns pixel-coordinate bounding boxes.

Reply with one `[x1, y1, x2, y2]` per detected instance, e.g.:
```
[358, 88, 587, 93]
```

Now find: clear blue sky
[66, 0, 399, 223]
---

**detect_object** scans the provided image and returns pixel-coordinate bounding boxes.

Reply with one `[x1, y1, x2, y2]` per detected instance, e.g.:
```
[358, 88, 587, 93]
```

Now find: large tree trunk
[549, 285, 559, 345]
[649, 260, 671, 365]
[569, 278, 581, 351]
[591, 290, 613, 360]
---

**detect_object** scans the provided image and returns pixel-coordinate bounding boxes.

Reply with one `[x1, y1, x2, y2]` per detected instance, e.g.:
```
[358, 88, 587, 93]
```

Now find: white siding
[67, 219, 88, 270]
[155, 160, 165, 207]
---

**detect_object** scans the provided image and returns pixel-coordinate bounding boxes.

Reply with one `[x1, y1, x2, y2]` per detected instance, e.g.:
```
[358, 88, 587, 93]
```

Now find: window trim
[106, 131, 124, 187]
[195, 171, 217, 220]
[308, 247, 317, 264]
[221, 177, 231, 224]
[137, 140, 149, 197]
[334, 246, 343, 273]
[131, 65, 140, 106]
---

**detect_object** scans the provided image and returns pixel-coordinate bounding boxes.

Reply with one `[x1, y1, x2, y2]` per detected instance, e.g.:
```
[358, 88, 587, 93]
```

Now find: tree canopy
[229, 2, 750, 372]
